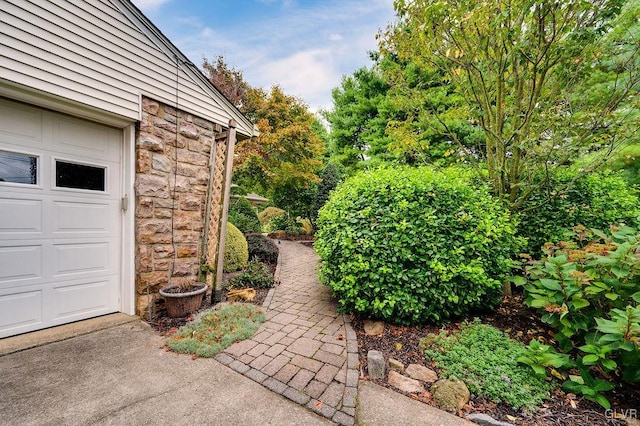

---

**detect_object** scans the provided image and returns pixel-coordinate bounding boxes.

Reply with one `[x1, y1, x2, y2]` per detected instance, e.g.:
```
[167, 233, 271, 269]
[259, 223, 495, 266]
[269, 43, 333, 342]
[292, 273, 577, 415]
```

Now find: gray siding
[0, 0, 254, 136]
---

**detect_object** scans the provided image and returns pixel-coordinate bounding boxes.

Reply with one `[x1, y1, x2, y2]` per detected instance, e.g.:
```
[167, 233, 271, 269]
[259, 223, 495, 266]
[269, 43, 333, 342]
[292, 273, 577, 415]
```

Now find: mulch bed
[147, 263, 277, 337]
[147, 286, 271, 337]
[353, 293, 640, 426]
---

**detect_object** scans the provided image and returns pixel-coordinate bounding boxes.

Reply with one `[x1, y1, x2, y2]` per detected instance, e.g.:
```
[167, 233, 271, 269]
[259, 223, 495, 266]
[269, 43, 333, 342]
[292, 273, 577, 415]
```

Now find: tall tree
[233, 85, 325, 214]
[379, 52, 485, 167]
[380, 0, 640, 210]
[202, 56, 326, 216]
[325, 55, 485, 173]
[324, 65, 395, 173]
[202, 55, 249, 109]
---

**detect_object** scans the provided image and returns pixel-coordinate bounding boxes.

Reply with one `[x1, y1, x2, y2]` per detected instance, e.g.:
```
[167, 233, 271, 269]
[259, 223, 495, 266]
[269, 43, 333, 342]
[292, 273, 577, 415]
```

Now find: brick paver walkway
[215, 240, 359, 425]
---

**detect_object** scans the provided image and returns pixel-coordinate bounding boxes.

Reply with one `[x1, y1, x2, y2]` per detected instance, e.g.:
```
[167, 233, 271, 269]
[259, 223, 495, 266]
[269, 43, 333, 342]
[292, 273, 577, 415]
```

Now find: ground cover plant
[165, 303, 265, 358]
[354, 299, 638, 425]
[421, 320, 553, 411]
[315, 166, 522, 324]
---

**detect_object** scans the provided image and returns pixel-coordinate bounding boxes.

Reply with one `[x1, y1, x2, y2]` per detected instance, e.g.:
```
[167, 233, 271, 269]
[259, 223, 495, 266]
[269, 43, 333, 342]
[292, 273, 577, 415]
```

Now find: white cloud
[149, 0, 396, 111]
[256, 49, 339, 112]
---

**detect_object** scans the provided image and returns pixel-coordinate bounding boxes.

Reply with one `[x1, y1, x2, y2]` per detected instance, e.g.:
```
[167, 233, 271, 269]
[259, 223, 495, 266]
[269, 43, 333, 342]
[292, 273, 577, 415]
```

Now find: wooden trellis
[205, 119, 237, 302]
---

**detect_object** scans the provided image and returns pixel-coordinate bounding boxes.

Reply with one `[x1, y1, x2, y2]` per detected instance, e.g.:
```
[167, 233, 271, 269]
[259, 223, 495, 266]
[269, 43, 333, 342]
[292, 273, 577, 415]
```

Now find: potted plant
[159, 281, 207, 318]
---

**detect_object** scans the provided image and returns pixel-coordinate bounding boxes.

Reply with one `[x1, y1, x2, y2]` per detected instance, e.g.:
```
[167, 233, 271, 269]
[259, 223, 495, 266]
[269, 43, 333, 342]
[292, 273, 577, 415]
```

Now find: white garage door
[0, 98, 122, 338]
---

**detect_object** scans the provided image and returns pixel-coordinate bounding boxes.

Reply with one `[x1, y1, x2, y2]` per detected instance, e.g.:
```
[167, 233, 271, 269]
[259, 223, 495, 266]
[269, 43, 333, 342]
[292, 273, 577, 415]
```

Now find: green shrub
[270, 214, 302, 235]
[272, 181, 317, 220]
[514, 225, 640, 408]
[227, 260, 276, 289]
[577, 144, 640, 187]
[518, 169, 639, 255]
[228, 197, 261, 234]
[166, 303, 265, 357]
[296, 217, 313, 235]
[315, 166, 522, 324]
[313, 162, 343, 219]
[246, 233, 279, 265]
[258, 207, 286, 232]
[421, 321, 553, 411]
[223, 222, 249, 272]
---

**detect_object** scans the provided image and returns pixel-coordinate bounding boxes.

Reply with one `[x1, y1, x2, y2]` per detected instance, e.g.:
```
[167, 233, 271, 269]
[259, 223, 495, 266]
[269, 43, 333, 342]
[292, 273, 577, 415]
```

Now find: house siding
[0, 0, 254, 137]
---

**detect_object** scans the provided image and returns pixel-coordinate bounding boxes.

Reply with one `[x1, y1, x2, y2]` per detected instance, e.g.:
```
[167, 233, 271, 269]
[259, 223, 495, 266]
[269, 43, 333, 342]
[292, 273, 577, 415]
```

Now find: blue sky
[132, 0, 396, 113]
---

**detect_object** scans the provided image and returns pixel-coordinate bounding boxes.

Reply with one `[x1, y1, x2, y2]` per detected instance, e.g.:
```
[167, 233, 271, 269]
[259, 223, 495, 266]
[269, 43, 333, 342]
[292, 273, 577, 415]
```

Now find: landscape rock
[405, 364, 438, 383]
[367, 350, 386, 380]
[387, 370, 425, 393]
[431, 379, 470, 411]
[626, 418, 640, 426]
[364, 320, 385, 336]
[388, 358, 404, 372]
[467, 413, 514, 426]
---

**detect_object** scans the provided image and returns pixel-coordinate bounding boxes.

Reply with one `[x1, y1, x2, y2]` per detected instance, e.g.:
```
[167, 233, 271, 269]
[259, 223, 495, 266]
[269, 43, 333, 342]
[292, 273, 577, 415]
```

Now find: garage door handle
[121, 194, 129, 212]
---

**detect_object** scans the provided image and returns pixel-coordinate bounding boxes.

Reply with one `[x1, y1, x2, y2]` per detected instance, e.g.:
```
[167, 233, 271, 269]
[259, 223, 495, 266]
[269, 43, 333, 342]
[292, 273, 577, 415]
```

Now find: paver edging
[215, 240, 358, 426]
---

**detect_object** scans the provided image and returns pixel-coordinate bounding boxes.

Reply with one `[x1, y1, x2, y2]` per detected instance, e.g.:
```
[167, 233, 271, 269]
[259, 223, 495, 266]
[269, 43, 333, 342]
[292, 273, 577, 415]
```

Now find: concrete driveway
[1, 314, 472, 426]
[0, 317, 330, 426]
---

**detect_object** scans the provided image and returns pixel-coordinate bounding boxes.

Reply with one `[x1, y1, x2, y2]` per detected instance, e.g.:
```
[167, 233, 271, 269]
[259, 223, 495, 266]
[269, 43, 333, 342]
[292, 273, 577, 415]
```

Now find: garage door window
[55, 160, 106, 191]
[0, 150, 38, 185]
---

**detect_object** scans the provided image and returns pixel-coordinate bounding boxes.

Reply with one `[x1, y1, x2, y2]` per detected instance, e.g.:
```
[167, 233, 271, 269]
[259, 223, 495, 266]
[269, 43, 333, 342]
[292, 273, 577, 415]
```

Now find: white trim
[0, 80, 134, 128]
[51, 156, 110, 194]
[0, 148, 43, 188]
[120, 124, 135, 315]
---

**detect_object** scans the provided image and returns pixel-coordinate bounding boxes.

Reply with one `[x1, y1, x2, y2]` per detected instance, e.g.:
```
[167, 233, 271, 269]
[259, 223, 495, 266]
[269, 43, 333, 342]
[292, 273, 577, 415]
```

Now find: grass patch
[420, 320, 554, 411]
[166, 303, 265, 358]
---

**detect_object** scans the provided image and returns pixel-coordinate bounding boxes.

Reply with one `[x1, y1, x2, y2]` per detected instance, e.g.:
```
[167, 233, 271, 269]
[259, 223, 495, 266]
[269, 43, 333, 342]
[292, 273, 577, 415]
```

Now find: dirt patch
[354, 293, 640, 425]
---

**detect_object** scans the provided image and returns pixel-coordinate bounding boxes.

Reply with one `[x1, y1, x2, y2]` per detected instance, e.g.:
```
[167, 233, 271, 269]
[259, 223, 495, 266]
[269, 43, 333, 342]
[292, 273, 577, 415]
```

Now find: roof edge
[110, 0, 257, 138]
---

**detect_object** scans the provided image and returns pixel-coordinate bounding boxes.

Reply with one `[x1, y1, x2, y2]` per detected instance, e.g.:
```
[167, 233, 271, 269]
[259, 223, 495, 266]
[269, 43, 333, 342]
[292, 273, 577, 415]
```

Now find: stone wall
[134, 97, 221, 318]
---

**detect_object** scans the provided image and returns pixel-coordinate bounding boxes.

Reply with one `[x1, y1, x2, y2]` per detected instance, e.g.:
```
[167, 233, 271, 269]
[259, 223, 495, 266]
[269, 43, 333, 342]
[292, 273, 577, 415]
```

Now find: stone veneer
[134, 97, 222, 317]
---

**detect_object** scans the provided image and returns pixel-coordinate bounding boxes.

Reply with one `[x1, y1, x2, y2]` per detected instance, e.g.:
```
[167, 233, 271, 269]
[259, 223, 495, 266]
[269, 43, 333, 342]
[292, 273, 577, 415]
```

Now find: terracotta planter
[159, 283, 207, 318]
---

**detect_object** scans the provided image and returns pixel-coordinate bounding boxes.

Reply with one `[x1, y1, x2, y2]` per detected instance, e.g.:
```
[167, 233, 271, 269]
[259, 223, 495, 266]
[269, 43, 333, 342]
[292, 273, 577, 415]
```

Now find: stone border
[215, 242, 359, 425]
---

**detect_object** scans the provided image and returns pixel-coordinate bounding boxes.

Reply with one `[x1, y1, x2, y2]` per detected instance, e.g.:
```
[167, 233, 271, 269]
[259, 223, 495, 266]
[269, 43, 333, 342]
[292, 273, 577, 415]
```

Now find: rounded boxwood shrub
[315, 166, 522, 325]
[223, 222, 249, 272]
[518, 169, 639, 255]
[228, 197, 261, 234]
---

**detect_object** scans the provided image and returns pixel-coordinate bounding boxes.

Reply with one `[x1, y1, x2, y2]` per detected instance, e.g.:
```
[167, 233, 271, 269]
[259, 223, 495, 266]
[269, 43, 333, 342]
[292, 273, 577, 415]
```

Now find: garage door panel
[0, 245, 42, 283]
[53, 116, 120, 162]
[53, 242, 110, 276]
[0, 198, 42, 234]
[0, 290, 43, 337]
[53, 201, 110, 233]
[0, 101, 43, 145]
[52, 278, 114, 321]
